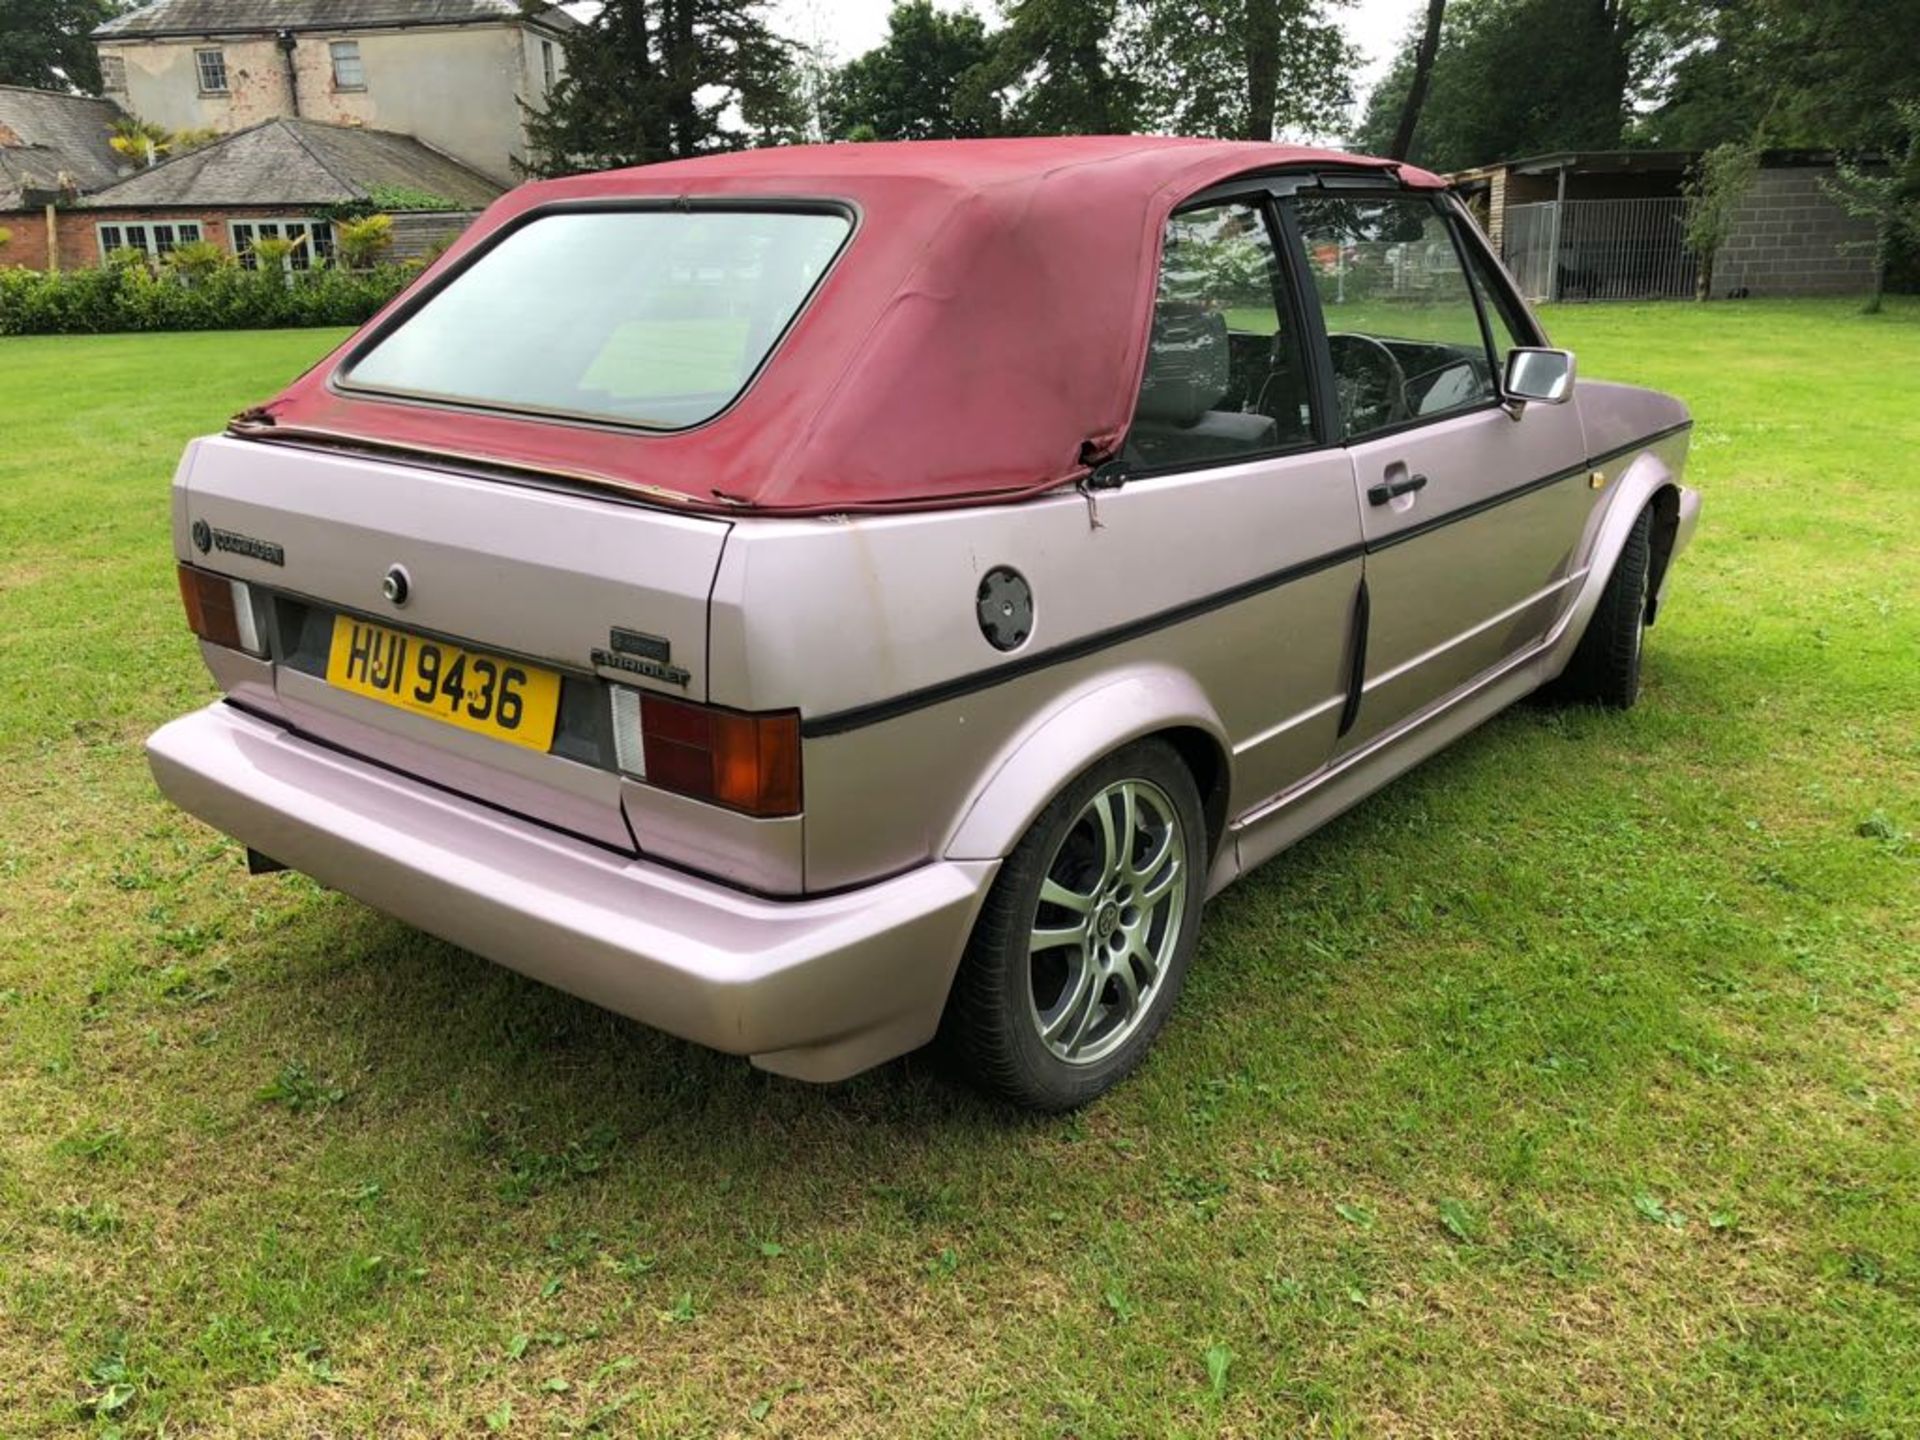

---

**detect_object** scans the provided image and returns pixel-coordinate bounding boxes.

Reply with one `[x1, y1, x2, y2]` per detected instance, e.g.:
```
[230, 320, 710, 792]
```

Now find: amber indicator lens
[178, 564, 262, 655]
[637, 693, 801, 818]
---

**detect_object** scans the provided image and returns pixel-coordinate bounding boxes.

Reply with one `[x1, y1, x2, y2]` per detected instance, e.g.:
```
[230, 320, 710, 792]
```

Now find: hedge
[0, 262, 414, 336]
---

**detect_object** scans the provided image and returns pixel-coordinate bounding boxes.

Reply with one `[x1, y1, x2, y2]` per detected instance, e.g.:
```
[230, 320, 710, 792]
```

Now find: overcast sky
[772, 0, 1422, 123]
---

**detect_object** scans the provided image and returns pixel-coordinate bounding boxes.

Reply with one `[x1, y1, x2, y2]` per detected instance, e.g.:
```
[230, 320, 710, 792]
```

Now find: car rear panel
[175, 434, 752, 870]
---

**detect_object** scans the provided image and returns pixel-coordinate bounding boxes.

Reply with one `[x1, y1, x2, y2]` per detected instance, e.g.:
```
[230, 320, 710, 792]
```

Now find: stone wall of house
[1712, 165, 1878, 298]
[99, 23, 554, 184]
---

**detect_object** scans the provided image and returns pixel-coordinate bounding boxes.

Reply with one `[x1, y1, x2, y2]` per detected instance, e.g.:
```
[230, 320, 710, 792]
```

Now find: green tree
[523, 0, 790, 175]
[1820, 99, 1920, 312]
[163, 237, 228, 281]
[1680, 140, 1759, 300]
[1385, 0, 1444, 160]
[1635, 0, 1920, 154]
[0, 0, 116, 93]
[1131, 0, 1353, 142]
[742, 40, 829, 145]
[989, 0, 1140, 136]
[824, 1, 999, 141]
[1355, 0, 1638, 172]
[335, 213, 394, 270]
[108, 116, 170, 168]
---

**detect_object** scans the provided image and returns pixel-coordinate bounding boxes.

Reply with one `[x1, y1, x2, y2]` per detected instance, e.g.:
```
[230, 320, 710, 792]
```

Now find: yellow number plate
[325, 615, 561, 752]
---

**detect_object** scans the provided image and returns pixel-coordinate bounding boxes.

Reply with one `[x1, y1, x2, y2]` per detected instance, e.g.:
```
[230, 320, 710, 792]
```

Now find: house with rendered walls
[92, 0, 577, 186]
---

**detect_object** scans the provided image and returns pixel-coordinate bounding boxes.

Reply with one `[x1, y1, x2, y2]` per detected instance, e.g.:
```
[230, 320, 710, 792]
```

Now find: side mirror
[1502, 347, 1576, 408]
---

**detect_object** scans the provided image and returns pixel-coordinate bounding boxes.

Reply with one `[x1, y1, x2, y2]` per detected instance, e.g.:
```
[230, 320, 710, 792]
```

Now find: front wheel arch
[1645, 483, 1682, 625]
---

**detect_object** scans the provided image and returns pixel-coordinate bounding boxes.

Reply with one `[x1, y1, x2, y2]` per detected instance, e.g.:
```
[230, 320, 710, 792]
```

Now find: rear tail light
[610, 688, 801, 818]
[178, 564, 264, 656]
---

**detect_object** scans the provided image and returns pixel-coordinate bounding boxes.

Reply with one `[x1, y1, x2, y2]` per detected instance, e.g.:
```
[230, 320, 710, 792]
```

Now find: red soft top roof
[243, 136, 1445, 514]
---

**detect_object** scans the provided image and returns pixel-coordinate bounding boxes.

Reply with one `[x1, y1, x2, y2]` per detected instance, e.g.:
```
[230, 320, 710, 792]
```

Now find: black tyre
[939, 738, 1207, 1111]
[1542, 505, 1654, 709]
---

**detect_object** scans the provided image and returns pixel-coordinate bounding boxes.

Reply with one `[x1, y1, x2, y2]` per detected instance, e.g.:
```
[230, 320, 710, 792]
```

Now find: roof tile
[75, 117, 504, 208]
[96, 0, 575, 39]
[0, 85, 130, 208]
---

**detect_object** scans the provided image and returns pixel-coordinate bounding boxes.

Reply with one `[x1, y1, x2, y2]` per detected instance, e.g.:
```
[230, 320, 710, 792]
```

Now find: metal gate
[1501, 198, 1699, 302]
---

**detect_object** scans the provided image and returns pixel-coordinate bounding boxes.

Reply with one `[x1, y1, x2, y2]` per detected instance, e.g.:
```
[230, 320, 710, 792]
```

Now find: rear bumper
[147, 702, 996, 1081]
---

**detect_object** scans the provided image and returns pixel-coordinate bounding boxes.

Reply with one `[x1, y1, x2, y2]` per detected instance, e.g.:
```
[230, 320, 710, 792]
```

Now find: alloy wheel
[1026, 778, 1188, 1065]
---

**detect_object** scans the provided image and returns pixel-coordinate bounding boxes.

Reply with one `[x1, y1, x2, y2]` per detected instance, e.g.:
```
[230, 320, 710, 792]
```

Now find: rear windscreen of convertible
[340, 209, 852, 430]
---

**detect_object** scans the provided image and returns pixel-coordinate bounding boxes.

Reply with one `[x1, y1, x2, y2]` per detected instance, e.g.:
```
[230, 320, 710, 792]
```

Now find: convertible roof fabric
[241, 137, 1445, 514]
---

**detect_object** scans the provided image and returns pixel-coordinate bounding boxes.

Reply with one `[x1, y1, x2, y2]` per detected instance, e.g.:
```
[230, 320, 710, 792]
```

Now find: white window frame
[230, 218, 336, 272]
[97, 220, 206, 262]
[540, 38, 557, 92]
[99, 53, 127, 93]
[329, 40, 365, 91]
[194, 47, 228, 94]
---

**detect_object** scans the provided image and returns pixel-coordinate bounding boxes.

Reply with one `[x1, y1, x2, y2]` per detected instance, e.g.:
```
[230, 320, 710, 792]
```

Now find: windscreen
[342, 208, 852, 430]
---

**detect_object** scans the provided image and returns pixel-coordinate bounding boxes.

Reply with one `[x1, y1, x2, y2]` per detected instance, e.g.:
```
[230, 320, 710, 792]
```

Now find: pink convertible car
[148, 138, 1698, 1108]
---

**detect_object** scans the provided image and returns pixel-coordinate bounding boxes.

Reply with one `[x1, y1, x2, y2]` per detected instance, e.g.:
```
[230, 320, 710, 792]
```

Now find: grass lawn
[1, 302, 1916, 1437]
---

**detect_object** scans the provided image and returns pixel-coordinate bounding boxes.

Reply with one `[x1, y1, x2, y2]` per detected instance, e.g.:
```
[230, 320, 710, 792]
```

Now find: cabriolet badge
[592, 627, 691, 687]
[191, 521, 285, 567]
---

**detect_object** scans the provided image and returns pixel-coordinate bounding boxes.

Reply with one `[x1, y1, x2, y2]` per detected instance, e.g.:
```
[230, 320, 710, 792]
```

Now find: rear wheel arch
[1157, 724, 1231, 869]
[937, 734, 1210, 1108]
[942, 668, 1232, 867]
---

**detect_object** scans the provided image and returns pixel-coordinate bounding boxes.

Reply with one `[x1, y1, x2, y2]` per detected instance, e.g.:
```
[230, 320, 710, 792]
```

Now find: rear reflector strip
[609, 686, 645, 776]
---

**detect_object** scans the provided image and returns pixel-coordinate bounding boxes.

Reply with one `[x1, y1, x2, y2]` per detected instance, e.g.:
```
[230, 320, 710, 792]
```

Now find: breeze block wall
[1712, 164, 1879, 298]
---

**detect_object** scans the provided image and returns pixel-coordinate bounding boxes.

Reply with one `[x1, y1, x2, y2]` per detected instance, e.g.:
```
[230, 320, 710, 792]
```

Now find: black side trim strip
[801, 419, 1693, 739]
[1364, 418, 1694, 554]
[1587, 419, 1693, 471]
[1365, 459, 1585, 552]
[801, 543, 1366, 738]
[1337, 576, 1369, 738]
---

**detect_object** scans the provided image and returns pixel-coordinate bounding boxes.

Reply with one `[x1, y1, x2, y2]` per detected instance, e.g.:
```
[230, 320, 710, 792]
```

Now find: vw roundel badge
[976, 566, 1033, 652]
[191, 519, 212, 554]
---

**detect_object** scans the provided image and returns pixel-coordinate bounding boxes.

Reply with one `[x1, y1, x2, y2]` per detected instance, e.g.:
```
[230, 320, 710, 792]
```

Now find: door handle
[1367, 471, 1428, 506]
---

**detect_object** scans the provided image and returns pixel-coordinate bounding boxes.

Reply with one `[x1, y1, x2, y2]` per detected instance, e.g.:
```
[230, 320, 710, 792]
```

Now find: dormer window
[195, 48, 228, 94]
[330, 40, 365, 90]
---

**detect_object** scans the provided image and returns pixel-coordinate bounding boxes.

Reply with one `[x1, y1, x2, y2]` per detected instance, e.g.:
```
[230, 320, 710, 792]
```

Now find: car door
[1287, 191, 1589, 751]
[1113, 193, 1366, 810]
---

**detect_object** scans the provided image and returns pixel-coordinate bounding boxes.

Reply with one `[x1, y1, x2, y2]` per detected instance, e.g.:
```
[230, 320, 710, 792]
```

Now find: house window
[97, 220, 205, 262]
[99, 54, 127, 92]
[195, 48, 228, 93]
[540, 39, 556, 92]
[330, 40, 365, 90]
[231, 219, 336, 271]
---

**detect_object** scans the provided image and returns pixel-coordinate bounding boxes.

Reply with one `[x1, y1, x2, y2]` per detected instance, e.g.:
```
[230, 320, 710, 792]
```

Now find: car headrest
[1134, 303, 1231, 428]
